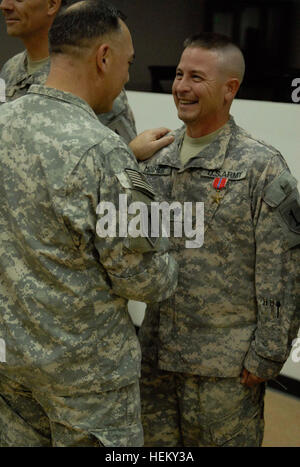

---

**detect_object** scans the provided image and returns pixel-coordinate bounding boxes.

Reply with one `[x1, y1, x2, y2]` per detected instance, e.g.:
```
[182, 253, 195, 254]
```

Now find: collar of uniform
[180, 117, 234, 172]
[9, 51, 28, 85]
[8, 51, 50, 87]
[145, 117, 236, 171]
[27, 84, 98, 120]
[146, 125, 186, 170]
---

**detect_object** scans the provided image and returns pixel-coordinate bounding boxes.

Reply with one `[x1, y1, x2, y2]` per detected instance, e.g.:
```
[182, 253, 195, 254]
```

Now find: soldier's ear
[48, 0, 62, 16]
[96, 44, 111, 74]
[224, 78, 240, 104]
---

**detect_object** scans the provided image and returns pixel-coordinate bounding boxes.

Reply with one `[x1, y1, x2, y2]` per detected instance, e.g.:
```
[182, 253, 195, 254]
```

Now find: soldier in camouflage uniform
[0, 0, 137, 143]
[0, 1, 178, 447]
[138, 33, 300, 447]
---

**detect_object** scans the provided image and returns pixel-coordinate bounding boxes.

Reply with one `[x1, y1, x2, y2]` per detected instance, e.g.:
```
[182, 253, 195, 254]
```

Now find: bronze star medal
[212, 177, 228, 204]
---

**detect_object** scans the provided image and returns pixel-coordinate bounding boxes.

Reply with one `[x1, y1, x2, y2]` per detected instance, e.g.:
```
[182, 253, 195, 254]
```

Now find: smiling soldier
[137, 32, 300, 447]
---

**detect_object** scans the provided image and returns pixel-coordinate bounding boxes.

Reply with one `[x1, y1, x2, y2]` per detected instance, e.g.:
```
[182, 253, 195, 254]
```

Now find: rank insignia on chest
[212, 177, 228, 204]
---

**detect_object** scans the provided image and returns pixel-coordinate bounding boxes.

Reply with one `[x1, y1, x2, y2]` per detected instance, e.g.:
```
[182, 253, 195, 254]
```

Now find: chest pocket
[174, 169, 248, 235]
[143, 165, 249, 249]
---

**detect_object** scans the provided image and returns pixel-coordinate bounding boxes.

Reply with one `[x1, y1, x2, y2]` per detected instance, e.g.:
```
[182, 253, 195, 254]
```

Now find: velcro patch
[125, 168, 156, 199]
[143, 166, 172, 176]
[264, 170, 298, 207]
[279, 199, 300, 234]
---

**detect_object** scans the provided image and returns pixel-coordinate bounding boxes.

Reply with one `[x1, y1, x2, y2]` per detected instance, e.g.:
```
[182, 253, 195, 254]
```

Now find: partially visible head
[0, 0, 61, 39]
[172, 32, 245, 136]
[48, 0, 134, 112]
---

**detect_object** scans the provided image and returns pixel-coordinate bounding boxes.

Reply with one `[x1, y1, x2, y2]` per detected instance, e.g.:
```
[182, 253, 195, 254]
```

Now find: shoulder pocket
[279, 197, 300, 235]
[263, 170, 298, 208]
[263, 171, 300, 248]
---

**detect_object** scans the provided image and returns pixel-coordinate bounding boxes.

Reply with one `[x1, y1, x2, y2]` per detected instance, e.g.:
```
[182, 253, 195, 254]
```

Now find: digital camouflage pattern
[0, 85, 178, 401]
[0, 373, 142, 447]
[139, 116, 300, 380]
[140, 363, 265, 447]
[0, 51, 137, 143]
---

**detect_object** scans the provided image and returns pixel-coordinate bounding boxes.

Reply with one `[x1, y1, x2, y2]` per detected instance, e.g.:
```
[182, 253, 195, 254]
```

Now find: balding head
[49, 0, 125, 57]
[46, 0, 134, 114]
[184, 33, 245, 85]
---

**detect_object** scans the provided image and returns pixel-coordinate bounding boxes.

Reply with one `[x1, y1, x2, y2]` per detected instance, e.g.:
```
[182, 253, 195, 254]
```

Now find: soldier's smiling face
[0, 0, 52, 38]
[172, 46, 229, 134]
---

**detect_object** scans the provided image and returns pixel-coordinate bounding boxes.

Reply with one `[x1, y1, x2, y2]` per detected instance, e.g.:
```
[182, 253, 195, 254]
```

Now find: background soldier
[0, 0, 177, 447]
[0, 0, 136, 143]
[137, 32, 300, 447]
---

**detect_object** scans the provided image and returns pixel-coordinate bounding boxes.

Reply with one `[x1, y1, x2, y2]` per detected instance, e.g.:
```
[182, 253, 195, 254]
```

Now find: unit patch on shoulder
[125, 168, 156, 199]
[280, 199, 300, 234]
[263, 170, 298, 208]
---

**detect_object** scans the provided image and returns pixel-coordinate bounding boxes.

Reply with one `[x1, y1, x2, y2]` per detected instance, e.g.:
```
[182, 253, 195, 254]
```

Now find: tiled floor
[262, 388, 300, 447]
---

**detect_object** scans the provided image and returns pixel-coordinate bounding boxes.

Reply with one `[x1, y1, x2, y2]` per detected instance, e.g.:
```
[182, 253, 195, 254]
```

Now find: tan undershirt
[27, 56, 49, 75]
[180, 126, 225, 166]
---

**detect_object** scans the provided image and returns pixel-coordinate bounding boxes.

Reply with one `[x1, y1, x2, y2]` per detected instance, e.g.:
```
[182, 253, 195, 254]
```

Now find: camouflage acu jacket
[0, 85, 178, 395]
[138, 117, 300, 380]
[0, 51, 137, 143]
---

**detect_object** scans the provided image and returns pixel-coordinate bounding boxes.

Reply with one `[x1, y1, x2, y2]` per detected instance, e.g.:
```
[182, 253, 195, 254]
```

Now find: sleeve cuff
[243, 344, 285, 380]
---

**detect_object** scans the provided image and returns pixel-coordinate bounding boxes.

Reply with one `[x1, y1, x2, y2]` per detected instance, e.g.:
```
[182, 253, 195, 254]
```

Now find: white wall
[127, 90, 300, 382]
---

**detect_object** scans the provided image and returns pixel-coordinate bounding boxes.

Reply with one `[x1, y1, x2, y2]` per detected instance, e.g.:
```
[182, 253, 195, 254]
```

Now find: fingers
[129, 127, 174, 161]
[151, 134, 175, 152]
[152, 127, 173, 139]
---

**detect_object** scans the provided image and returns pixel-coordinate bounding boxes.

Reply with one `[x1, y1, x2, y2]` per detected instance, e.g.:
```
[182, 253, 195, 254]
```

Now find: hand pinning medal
[212, 177, 228, 204]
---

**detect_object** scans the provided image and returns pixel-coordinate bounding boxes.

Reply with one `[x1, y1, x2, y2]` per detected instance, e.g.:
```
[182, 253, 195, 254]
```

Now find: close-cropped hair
[49, 0, 125, 54]
[183, 32, 240, 52]
[184, 32, 245, 83]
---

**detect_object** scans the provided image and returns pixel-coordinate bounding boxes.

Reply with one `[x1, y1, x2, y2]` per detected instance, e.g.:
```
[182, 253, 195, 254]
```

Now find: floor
[262, 388, 300, 447]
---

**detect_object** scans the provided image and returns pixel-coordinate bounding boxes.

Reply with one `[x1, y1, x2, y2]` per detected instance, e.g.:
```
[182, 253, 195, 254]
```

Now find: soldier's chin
[177, 110, 194, 124]
[6, 24, 22, 36]
[6, 27, 19, 36]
